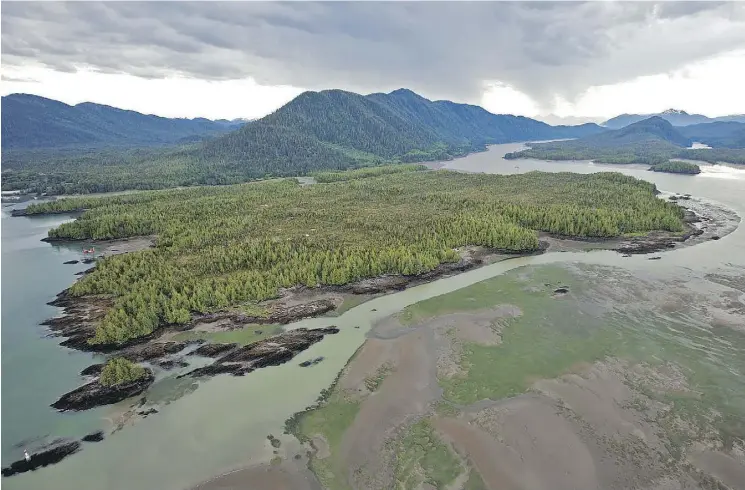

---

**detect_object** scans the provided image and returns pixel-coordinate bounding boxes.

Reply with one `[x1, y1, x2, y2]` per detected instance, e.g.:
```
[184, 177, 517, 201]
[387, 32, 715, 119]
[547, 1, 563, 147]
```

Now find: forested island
[505, 116, 745, 171]
[649, 161, 701, 174]
[25, 169, 687, 347]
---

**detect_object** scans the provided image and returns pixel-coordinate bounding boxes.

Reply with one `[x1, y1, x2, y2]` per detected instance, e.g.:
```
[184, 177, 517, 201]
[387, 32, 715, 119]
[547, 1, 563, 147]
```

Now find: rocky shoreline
[51, 371, 155, 412]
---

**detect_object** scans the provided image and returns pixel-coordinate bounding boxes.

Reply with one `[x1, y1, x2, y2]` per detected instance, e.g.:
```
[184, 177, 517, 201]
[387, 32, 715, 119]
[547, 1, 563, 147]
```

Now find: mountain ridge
[1, 93, 244, 149]
[603, 109, 745, 128]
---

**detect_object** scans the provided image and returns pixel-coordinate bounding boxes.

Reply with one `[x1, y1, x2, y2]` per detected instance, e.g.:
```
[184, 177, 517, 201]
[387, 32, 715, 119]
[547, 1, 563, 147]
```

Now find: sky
[2, 1, 745, 123]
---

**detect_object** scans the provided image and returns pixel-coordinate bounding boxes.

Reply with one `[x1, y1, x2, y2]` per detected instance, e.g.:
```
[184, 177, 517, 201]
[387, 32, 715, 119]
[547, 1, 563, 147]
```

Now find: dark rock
[371, 309, 377, 312]
[185, 327, 339, 379]
[137, 408, 159, 417]
[268, 300, 336, 324]
[75, 266, 96, 276]
[51, 371, 154, 411]
[553, 287, 569, 294]
[120, 341, 189, 362]
[180, 363, 254, 378]
[648, 257, 662, 260]
[80, 363, 104, 376]
[621, 254, 632, 258]
[81, 431, 104, 443]
[189, 343, 239, 358]
[1, 440, 81, 477]
[63, 260, 79, 265]
[299, 356, 325, 368]
[81, 258, 96, 264]
[711, 235, 721, 240]
[156, 359, 189, 370]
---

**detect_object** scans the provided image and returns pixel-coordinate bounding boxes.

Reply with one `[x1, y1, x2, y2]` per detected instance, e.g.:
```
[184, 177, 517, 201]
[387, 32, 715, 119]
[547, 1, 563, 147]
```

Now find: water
[2, 144, 744, 489]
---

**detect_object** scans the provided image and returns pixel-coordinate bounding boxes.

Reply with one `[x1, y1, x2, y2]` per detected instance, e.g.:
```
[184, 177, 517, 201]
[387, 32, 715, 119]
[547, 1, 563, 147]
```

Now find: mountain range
[602, 109, 745, 129]
[1, 94, 245, 149]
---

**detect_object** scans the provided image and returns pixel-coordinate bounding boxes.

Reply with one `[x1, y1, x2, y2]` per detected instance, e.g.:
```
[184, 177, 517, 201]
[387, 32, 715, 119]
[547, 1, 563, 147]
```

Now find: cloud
[3, 1, 745, 111]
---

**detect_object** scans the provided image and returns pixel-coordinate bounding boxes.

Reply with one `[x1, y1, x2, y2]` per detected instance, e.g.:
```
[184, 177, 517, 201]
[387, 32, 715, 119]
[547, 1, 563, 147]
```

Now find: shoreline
[8, 191, 738, 483]
[190, 194, 741, 490]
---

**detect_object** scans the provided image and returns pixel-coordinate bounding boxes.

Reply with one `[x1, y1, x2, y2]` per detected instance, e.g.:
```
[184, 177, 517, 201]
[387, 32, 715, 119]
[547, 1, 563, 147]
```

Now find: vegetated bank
[24, 169, 688, 350]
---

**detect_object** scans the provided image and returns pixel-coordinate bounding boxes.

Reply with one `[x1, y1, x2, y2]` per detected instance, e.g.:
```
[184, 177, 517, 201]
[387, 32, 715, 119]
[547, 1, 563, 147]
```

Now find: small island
[52, 358, 154, 411]
[649, 161, 701, 174]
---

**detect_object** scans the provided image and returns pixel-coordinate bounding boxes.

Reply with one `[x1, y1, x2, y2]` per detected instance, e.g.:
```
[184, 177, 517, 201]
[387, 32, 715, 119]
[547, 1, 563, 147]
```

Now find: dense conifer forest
[25, 170, 684, 345]
[649, 161, 701, 174]
[1, 88, 603, 196]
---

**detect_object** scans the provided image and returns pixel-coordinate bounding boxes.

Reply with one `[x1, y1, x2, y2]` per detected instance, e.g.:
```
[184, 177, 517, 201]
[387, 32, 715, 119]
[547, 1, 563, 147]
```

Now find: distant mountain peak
[661, 108, 688, 115]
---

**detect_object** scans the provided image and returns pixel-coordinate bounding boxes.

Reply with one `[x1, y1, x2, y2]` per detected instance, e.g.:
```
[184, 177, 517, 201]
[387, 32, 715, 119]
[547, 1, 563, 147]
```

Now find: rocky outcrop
[63, 260, 79, 265]
[81, 431, 104, 443]
[1, 440, 81, 477]
[188, 300, 336, 328]
[80, 363, 104, 376]
[51, 371, 154, 412]
[189, 343, 239, 357]
[182, 327, 339, 379]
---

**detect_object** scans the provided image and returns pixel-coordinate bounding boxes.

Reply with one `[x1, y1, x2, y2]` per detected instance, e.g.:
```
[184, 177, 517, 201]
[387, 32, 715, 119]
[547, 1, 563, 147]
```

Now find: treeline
[28, 171, 684, 345]
[312, 164, 427, 183]
[99, 358, 148, 387]
[650, 161, 701, 174]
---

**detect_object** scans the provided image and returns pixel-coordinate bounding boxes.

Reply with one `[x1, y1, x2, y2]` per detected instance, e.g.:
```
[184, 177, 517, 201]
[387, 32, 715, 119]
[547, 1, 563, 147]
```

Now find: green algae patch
[394, 419, 464, 490]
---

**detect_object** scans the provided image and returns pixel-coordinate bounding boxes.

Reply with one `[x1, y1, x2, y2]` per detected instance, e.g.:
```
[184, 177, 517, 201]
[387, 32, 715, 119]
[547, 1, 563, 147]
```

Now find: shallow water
[2, 144, 744, 489]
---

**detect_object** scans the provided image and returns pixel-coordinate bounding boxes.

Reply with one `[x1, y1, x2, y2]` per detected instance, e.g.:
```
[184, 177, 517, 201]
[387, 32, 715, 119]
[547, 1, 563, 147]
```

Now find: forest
[649, 161, 701, 174]
[25, 170, 685, 345]
[1, 88, 603, 196]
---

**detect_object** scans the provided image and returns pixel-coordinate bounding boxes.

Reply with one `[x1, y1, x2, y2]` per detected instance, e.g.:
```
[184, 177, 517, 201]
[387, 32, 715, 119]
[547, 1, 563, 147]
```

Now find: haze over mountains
[603, 109, 745, 129]
[0, 94, 245, 150]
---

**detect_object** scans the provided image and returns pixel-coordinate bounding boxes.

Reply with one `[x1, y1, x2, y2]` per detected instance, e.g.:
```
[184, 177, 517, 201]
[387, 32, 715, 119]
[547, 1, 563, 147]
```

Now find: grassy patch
[394, 419, 464, 489]
[402, 263, 745, 451]
[172, 324, 282, 345]
[296, 392, 360, 490]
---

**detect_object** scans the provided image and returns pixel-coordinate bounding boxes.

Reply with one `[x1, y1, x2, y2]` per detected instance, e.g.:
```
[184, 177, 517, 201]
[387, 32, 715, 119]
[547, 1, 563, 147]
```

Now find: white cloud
[2, 49, 743, 123]
[0, 65, 303, 120]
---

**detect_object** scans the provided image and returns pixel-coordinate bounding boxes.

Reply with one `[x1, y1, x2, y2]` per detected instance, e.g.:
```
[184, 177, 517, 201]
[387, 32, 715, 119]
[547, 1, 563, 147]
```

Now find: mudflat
[285, 262, 745, 490]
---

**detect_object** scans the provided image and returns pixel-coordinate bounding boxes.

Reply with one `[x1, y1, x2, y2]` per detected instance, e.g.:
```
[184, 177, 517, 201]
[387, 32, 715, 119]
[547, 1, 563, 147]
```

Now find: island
[649, 160, 701, 174]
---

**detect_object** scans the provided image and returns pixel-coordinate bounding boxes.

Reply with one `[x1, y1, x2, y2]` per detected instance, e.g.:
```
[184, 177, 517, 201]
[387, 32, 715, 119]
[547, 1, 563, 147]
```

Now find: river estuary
[2, 143, 744, 489]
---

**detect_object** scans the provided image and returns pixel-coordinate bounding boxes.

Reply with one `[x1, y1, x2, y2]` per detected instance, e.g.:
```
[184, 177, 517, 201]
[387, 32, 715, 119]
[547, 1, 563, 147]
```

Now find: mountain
[586, 116, 692, 148]
[192, 88, 605, 171]
[3, 88, 609, 195]
[679, 121, 745, 149]
[603, 109, 745, 129]
[503, 117, 701, 166]
[1, 94, 245, 149]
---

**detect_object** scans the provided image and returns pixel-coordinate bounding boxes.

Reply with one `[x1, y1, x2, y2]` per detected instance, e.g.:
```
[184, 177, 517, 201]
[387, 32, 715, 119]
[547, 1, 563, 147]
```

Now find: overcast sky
[2, 1, 745, 122]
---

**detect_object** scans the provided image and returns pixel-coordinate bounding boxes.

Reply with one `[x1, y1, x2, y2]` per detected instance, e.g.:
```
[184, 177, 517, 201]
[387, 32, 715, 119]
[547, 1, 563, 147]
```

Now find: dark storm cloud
[2, 1, 745, 109]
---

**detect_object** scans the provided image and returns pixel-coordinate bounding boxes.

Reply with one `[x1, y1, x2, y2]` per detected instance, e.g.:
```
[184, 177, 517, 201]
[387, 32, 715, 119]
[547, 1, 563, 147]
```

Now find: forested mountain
[3, 88, 608, 195]
[1, 94, 244, 149]
[191, 88, 605, 168]
[679, 122, 745, 149]
[581, 117, 692, 148]
[505, 116, 745, 167]
[603, 109, 745, 129]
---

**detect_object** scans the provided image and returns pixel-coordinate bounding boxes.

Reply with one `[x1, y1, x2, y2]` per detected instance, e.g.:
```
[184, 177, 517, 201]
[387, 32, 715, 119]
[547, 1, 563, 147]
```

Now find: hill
[189, 88, 605, 168]
[603, 109, 745, 129]
[679, 122, 745, 149]
[505, 117, 745, 169]
[1, 94, 244, 149]
[3, 88, 607, 195]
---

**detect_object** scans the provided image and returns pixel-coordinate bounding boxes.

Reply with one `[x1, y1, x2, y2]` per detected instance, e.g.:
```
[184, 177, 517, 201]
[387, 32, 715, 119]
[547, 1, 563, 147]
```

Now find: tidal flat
[289, 262, 745, 490]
